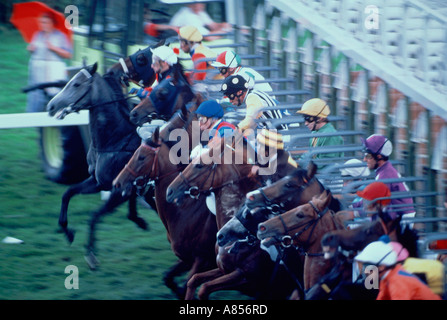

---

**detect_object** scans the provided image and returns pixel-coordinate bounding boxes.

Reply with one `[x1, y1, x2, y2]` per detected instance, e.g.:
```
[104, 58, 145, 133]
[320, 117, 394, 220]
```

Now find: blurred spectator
[170, 2, 231, 40]
[27, 11, 72, 112]
[143, 5, 179, 40]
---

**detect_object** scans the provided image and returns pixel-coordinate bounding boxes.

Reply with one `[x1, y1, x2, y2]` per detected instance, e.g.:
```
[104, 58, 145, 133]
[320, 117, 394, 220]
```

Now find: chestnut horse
[113, 105, 218, 299]
[245, 162, 342, 215]
[166, 133, 303, 299]
[257, 191, 346, 296]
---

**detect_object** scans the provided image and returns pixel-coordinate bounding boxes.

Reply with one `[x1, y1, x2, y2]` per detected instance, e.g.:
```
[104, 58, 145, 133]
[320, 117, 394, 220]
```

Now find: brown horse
[321, 213, 419, 259]
[113, 105, 217, 299]
[166, 133, 303, 299]
[257, 191, 346, 295]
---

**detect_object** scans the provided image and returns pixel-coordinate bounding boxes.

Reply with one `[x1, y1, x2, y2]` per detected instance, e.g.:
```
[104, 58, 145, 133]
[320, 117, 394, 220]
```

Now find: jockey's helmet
[297, 98, 330, 118]
[362, 134, 393, 157]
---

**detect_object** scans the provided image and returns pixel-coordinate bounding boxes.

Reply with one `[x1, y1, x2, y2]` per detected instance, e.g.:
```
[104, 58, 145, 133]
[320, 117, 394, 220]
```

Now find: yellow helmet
[297, 98, 330, 118]
[179, 26, 203, 42]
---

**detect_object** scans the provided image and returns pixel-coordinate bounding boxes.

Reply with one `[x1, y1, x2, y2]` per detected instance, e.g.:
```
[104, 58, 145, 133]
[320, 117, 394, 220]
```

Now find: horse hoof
[84, 251, 100, 270]
[131, 217, 149, 231]
[138, 219, 149, 231]
[66, 229, 76, 244]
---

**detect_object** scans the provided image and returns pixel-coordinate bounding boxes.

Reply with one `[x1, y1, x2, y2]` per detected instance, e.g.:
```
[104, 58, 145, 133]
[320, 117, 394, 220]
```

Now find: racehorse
[257, 191, 346, 296]
[112, 105, 218, 298]
[166, 133, 302, 299]
[321, 213, 419, 259]
[129, 62, 196, 126]
[47, 44, 159, 267]
[245, 162, 342, 216]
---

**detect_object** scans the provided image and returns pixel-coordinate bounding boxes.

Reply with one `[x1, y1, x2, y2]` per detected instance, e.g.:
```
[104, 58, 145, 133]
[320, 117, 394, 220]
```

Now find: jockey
[220, 72, 286, 132]
[211, 50, 273, 93]
[356, 181, 393, 219]
[389, 239, 445, 297]
[296, 98, 344, 169]
[178, 25, 217, 83]
[135, 45, 183, 140]
[151, 45, 178, 81]
[362, 134, 415, 222]
[190, 99, 235, 159]
[130, 45, 178, 100]
[338, 158, 371, 220]
[354, 239, 441, 300]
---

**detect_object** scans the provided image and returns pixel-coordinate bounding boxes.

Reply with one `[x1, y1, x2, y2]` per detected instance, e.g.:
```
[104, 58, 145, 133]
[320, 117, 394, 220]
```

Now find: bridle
[177, 142, 253, 200]
[278, 199, 329, 255]
[123, 112, 190, 195]
[178, 160, 247, 200]
[255, 176, 316, 215]
[122, 143, 160, 196]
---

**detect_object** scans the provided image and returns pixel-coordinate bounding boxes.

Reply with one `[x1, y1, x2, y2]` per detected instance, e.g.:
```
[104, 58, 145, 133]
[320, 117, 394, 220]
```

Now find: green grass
[0, 28, 245, 300]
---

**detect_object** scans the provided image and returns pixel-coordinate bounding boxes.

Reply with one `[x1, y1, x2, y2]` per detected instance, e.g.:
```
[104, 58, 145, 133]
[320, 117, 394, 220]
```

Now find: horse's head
[127, 45, 156, 87]
[321, 219, 385, 259]
[245, 161, 319, 214]
[257, 191, 332, 248]
[113, 127, 161, 197]
[47, 63, 98, 119]
[129, 64, 194, 126]
[113, 106, 190, 195]
[166, 131, 253, 205]
[217, 206, 272, 253]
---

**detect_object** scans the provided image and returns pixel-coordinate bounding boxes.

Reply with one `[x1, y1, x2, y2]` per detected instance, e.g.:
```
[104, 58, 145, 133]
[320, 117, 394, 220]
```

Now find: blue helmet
[196, 100, 224, 118]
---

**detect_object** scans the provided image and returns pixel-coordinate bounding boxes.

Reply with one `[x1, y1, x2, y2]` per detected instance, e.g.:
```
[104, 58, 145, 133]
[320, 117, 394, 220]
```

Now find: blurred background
[0, 0, 446, 300]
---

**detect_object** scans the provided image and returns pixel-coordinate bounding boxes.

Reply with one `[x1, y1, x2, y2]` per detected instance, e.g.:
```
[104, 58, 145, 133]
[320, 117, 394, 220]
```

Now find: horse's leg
[164, 260, 192, 299]
[185, 268, 224, 300]
[197, 268, 247, 300]
[127, 189, 149, 230]
[180, 256, 215, 299]
[58, 176, 101, 244]
[85, 189, 128, 268]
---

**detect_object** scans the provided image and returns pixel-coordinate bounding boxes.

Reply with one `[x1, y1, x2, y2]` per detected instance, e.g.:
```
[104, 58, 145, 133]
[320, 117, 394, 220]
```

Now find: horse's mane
[171, 62, 190, 86]
[103, 72, 127, 104]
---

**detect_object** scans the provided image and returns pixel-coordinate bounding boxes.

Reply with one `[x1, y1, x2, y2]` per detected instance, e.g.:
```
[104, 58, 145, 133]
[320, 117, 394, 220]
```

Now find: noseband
[256, 177, 316, 215]
[123, 143, 160, 195]
[279, 200, 329, 253]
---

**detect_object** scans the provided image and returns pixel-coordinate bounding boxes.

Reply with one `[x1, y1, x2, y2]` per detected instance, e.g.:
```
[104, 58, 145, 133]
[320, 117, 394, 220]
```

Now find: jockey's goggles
[303, 115, 317, 123]
[219, 67, 229, 75]
[225, 91, 244, 100]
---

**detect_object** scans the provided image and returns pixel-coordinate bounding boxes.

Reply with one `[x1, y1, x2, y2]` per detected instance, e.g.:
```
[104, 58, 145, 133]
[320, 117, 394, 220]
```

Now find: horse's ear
[181, 104, 188, 118]
[152, 126, 160, 144]
[306, 161, 317, 179]
[319, 190, 331, 207]
[88, 62, 98, 76]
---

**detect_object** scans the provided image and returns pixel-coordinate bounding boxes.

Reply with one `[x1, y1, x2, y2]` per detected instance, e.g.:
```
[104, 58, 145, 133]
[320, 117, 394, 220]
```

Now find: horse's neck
[88, 74, 138, 151]
[304, 211, 341, 254]
[215, 175, 259, 229]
